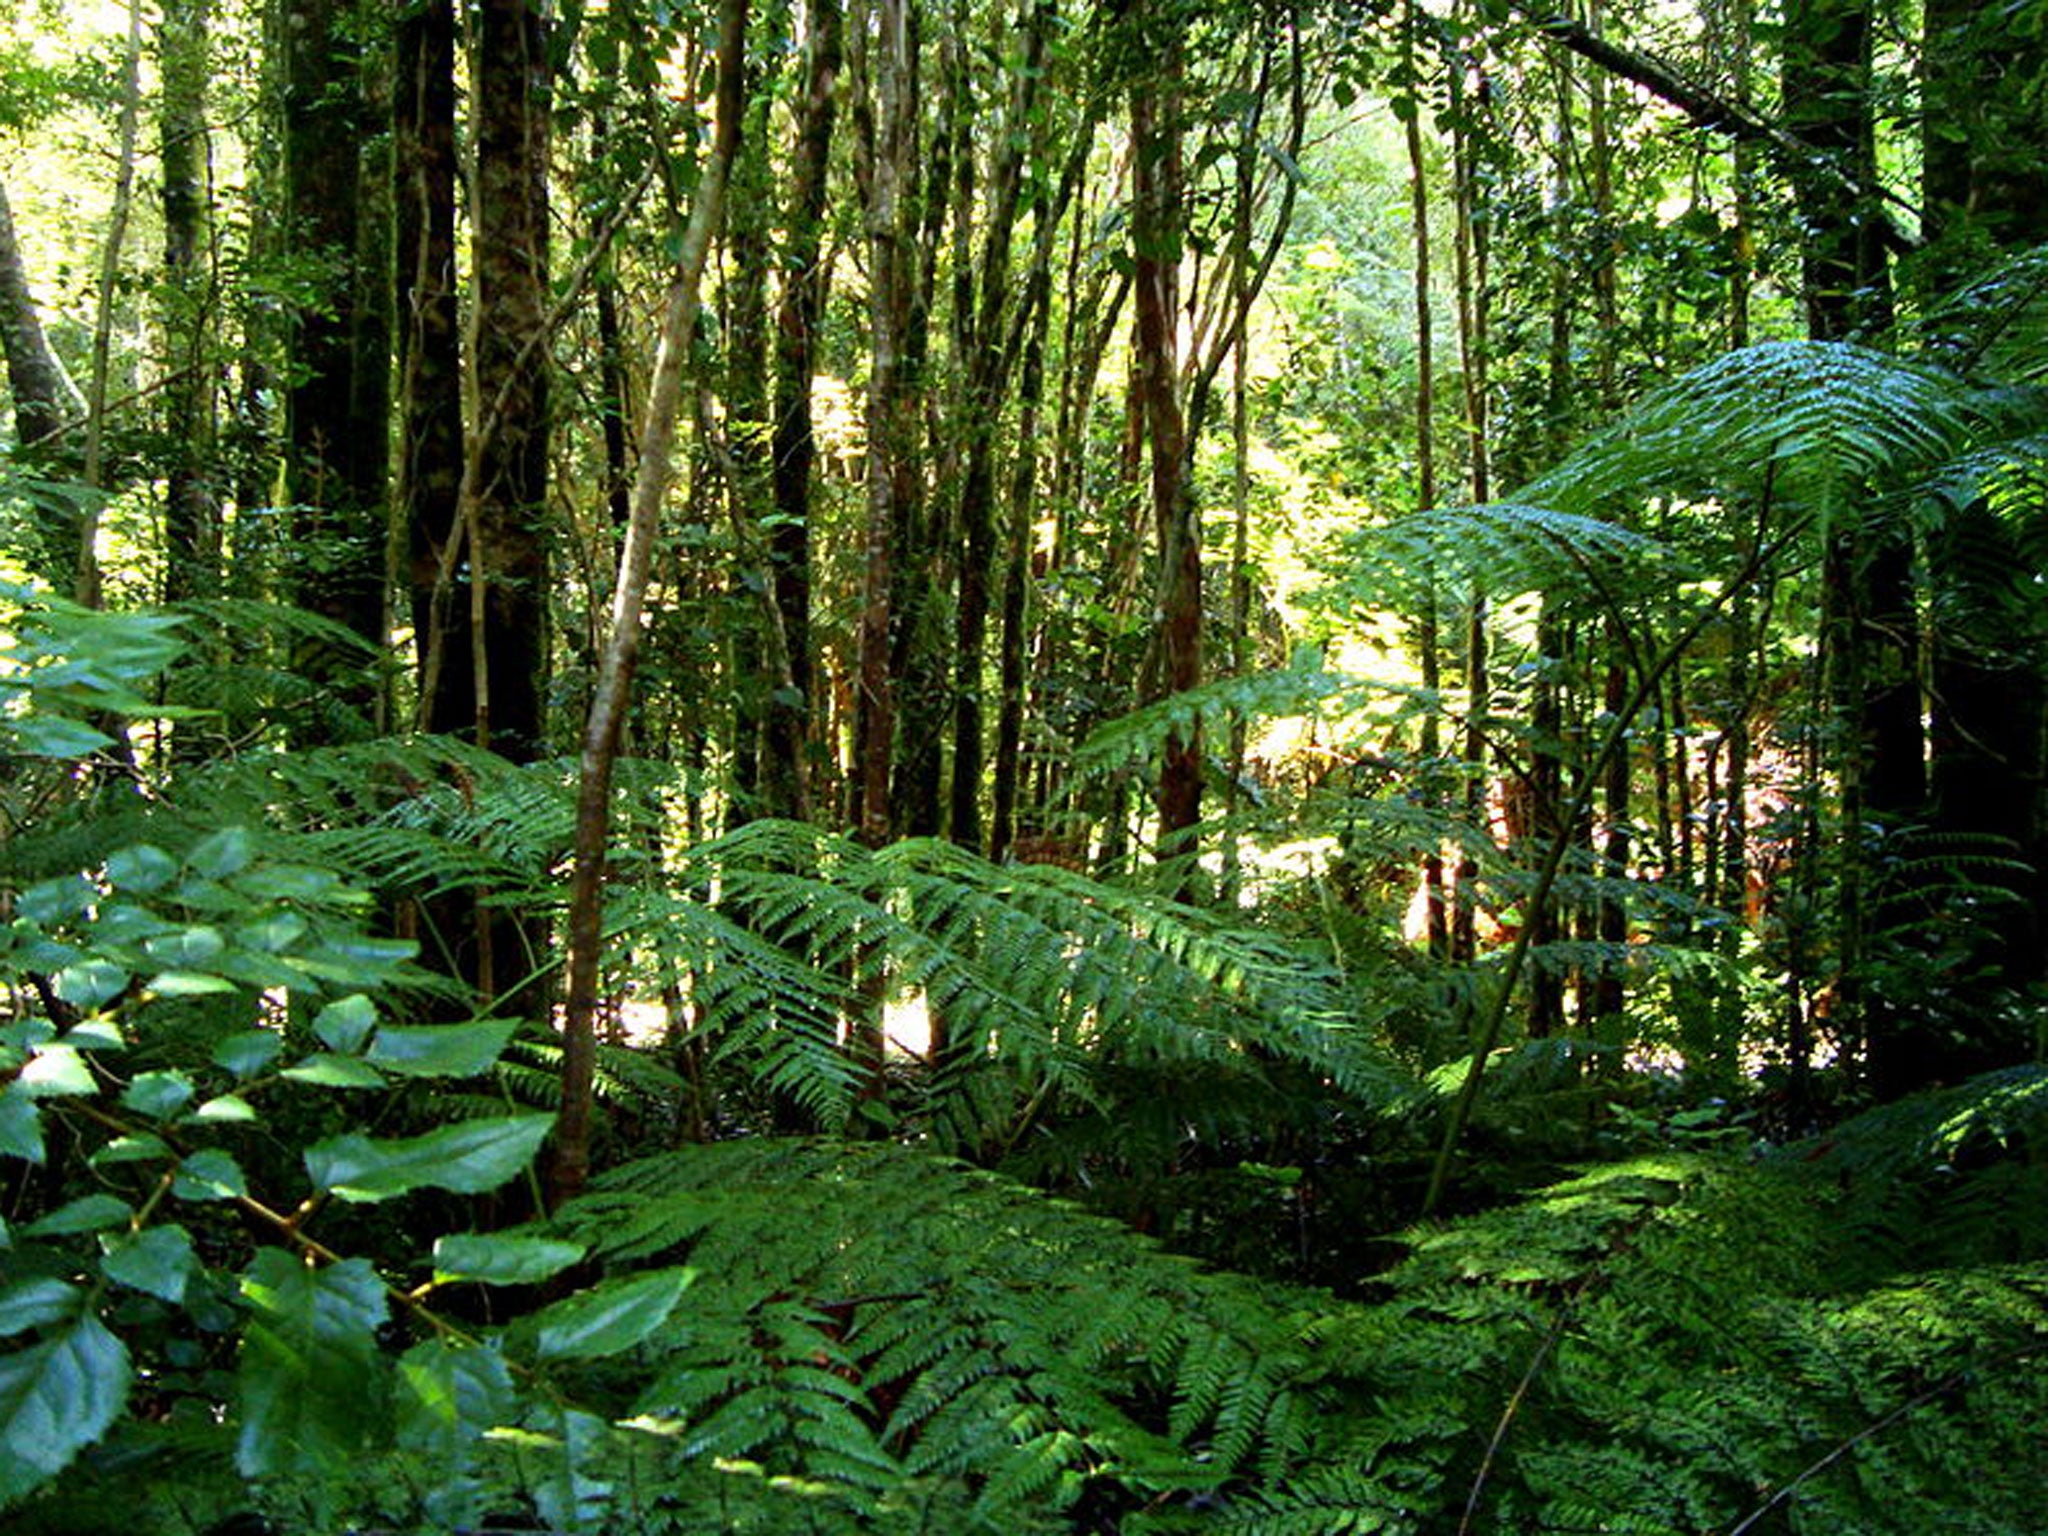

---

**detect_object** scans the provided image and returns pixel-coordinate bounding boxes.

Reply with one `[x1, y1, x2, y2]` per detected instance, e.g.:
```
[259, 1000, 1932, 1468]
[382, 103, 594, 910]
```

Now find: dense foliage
[3, 0, 2047, 1529]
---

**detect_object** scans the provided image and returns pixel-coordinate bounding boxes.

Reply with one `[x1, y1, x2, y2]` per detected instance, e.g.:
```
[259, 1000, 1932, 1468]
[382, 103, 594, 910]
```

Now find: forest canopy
[1, 0, 2046, 1530]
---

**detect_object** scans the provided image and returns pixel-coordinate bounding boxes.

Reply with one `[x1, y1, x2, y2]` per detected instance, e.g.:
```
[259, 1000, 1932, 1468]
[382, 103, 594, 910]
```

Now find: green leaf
[527, 1403, 614, 1530]
[305, 1115, 553, 1203]
[313, 994, 377, 1054]
[142, 926, 225, 971]
[0, 1093, 42, 1164]
[432, 1232, 586, 1287]
[281, 1053, 388, 1090]
[51, 960, 129, 1010]
[531, 1267, 693, 1361]
[104, 844, 178, 894]
[15, 1045, 94, 1099]
[369, 1019, 516, 1079]
[100, 1225, 198, 1304]
[232, 864, 342, 902]
[213, 1029, 283, 1078]
[173, 1148, 248, 1202]
[17, 875, 92, 926]
[147, 971, 238, 997]
[120, 1070, 195, 1121]
[191, 1093, 257, 1124]
[187, 826, 256, 880]
[89, 1132, 170, 1169]
[397, 1337, 518, 1460]
[0, 1315, 130, 1503]
[24, 1194, 131, 1237]
[236, 1252, 387, 1479]
[236, 910, 309, 953]
[0, 1279, 79, 1339]
[9, 715, 112, 757]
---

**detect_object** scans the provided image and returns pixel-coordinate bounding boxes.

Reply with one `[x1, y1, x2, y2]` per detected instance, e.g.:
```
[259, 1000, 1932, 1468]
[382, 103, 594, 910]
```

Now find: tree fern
[533, 1138, 1325, 1527]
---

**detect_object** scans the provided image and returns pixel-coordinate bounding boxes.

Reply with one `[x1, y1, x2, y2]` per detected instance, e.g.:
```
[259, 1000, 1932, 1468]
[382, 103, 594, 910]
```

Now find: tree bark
[0, 179, 74, 578]
[469, 0, 552, 765]
[764, 0, 844, 824]
[552, 0, 750, 1208]
[1129, 16, 1198, 879]
[397, 0, 469, 734]
[158, 0, 219, 610]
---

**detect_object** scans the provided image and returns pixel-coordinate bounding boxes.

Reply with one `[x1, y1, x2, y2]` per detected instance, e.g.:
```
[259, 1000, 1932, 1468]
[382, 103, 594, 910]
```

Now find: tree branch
[1517, 9, 1921, 253]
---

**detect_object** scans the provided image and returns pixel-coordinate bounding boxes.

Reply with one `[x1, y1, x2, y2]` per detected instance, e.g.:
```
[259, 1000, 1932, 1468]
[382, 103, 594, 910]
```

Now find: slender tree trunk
[1403, 5, 1448, 956]
[855, 0, 915, 850]
[947, 0, 1050, 852]
[77, 0, 145, 608]
[1784, 0, 1920, 1094]
[725, 43, 780, 828]
[991, 124, 1091, 864]
[552, 0, 749, 1208]
[1450, 44, 1492, 965]
[1130, 19, 1199, 879]
[765, 0, 845, 824]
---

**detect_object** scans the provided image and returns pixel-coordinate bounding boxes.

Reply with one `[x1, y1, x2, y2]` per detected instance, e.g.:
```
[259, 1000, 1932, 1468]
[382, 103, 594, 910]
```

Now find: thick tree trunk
[397, 0, 469, 734]
[282, 0, 383, 667]
[0, 180, 74, 578]
[158, 0, 219, 610]
[470, 0, 552, 766]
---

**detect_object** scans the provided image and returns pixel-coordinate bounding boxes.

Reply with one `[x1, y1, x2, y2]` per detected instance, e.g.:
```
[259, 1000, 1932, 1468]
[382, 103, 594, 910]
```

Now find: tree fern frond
[1526, 341, 1982, 527]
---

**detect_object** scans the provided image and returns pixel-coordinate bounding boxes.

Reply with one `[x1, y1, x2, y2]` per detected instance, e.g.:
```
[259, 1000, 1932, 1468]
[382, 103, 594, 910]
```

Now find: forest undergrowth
[1, 577, 2044, 1534]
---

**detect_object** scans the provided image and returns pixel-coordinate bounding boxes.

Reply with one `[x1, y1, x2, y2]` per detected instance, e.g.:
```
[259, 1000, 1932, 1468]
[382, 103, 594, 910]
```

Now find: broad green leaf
[142, 926, 225, 971]
[0, 1093, 42, 1164]
[191, 1093, 257, 1124]
[8, 715, 112, 757]
[100, 1225, 198, 1304]
[15, 1045, 94, 1099]
[397, 1337, 518, 1460]
[104, 844, 178, 894]
[369, 1019, 516, 1079]
[173, 1148, 248, 1202]
[432, 1232, 586, 1287]
[526, 1402, 614, 1531]
[89, 1132, 170, 1169]
[17, 874, 92, 926]
[147, 971, 238, 997]
[232, 864, 342, 902]
[213, 1029, 283, 1078]
[24, 1194, 131, 1237]
[236, 910, 309, 953]
[0, 1279, 78, 1338]
[305, 1114, 553, 1203]
[281, 1053, 387, 1090]
[65, 1018, 121, 1051]
[236, 1252, 387, 1479]
[532, 1267, 693, 1361]
[187, 826, 256, 880]
[120, 1070, 195, 1120]
[0, 1315, 130, 1503]
[313, 994, 377, 1054]
[51, 960, 129, 1011]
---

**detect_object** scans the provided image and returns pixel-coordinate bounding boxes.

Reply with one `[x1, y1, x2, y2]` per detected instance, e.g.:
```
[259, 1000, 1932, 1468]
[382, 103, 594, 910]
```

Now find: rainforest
[1, 0, 2045, 1530]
